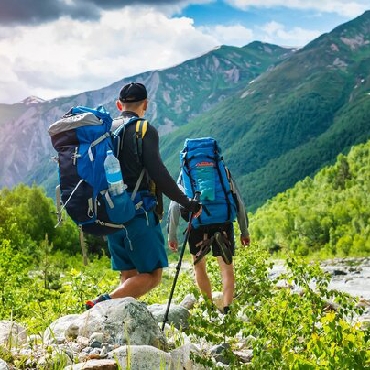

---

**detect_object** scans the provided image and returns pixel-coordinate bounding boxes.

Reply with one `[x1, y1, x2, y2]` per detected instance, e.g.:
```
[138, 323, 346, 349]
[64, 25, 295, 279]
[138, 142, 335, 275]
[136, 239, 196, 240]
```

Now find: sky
[0, 0, 369, 104]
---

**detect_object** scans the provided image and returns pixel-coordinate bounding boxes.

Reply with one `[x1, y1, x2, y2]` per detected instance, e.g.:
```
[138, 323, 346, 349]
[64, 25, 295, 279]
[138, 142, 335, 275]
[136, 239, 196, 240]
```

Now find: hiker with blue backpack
[82, 82, 201, 308]
[167, 137, 250, 314]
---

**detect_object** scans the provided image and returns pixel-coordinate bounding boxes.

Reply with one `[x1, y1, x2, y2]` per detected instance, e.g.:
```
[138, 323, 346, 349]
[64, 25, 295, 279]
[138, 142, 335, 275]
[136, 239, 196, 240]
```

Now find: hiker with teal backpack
[167, 137, 250, 314]
[85, 83, 201, 308]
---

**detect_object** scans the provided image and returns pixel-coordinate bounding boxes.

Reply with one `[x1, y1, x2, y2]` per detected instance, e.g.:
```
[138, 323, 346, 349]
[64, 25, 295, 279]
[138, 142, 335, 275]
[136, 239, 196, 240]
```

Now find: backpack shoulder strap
[224, 165, 240, 213]
[134, 119, 148, 160]
[131, 119, 148, 199]
[111, 117, 149, 198]
[112, 117, 148, 158]
[225, 166, 235, 193]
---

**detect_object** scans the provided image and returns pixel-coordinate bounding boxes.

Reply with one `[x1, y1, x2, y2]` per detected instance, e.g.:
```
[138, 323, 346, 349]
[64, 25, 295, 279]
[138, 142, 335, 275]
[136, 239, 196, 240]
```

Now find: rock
[148, 303, 190, 330]
[170, 342, 192, 369]
[234, 349, 253, 363]
[44, 314, 80, 344]
[210, 342, 231, 364]
[359, 315, 370, 329]
[67, 298, 167, 349]
[332, 269, 347, 276]
[0, 359, 9, 370]
[110, 345, 173, 370]
[357, 298, 370, 308]
[212, 292, 224, 311]
[0, 321, 27, 348]
[180, 294, 197, 310]
[65, 359, 117, 369]
[89, 332, 104, 345]
[76, 336, 90, 347]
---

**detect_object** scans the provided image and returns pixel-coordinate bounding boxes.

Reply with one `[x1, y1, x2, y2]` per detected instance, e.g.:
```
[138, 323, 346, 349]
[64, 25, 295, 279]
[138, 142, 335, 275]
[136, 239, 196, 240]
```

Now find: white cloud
[0, 7, 218, 103]
[200, 24, 254, 47]
[259, 21, 321, 47]
[224, 0, 369, 17]
[0, 1, 366, 104]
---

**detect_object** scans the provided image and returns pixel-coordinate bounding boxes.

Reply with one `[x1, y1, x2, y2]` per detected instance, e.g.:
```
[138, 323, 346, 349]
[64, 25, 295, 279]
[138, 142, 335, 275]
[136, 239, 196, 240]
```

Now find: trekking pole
[161, 191, 201, 331]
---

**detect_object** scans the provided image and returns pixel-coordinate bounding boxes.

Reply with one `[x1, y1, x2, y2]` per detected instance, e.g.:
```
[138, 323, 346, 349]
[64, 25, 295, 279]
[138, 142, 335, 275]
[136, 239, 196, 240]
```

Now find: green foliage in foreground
[0, 236, 117, 334]
[1, 234, 369, 369]
[250, 139, 370, 257]
[185, 245, 370, 369]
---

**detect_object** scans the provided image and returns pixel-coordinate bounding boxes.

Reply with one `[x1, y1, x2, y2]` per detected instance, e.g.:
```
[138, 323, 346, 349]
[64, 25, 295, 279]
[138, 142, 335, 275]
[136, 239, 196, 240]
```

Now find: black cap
[119, 82, 147, 103]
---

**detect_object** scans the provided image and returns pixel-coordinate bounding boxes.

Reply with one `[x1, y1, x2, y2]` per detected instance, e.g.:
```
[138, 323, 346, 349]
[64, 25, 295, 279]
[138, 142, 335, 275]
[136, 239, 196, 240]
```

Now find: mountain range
[1, 10, 370, 212]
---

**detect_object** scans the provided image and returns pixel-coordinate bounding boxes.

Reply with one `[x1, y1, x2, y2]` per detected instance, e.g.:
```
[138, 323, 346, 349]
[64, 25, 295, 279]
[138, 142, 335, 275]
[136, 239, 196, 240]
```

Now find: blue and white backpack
[180, 137, 237, 228]
[48, 105, 148, 236]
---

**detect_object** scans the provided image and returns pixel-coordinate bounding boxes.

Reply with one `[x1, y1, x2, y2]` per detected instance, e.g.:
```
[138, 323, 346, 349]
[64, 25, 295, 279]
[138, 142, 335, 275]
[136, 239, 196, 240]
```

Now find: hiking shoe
[85, 300, 95, 310]
[214, 232, 232, 265]
[223, 306, 231, 314]
[194, 243, 211, 265]
[85, 293, 111, 310]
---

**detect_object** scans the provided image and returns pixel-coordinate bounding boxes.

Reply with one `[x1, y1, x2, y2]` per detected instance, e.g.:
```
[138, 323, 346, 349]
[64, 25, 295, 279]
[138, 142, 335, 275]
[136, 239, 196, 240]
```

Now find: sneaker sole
[215, 232, 232, 265]
[194, 244, 211, 265]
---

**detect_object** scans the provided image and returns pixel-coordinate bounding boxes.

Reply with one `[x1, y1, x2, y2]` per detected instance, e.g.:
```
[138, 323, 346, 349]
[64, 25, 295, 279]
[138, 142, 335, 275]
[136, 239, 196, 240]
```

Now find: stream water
[269, 257, 370, 323]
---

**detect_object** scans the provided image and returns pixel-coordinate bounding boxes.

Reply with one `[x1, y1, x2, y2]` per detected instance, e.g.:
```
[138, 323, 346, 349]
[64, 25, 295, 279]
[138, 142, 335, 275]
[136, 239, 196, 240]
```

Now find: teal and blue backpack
[48, 105, 149, 236]
[180, 137, 237, 228]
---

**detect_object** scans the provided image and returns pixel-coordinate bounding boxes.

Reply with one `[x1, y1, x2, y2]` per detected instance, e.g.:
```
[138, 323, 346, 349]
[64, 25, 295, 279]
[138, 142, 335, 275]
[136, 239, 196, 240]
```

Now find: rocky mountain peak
[20, 96, 46, 105]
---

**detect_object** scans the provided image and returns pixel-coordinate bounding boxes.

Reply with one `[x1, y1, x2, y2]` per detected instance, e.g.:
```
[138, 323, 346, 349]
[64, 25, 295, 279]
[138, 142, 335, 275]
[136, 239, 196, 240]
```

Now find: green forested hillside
[150, 41, 293, 128]
[161, 11, 370, 211]
[250, 139, 370, 257]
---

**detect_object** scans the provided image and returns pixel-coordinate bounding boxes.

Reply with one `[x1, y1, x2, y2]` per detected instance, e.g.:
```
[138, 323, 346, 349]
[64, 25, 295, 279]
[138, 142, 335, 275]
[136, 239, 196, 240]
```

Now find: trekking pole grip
[193, 191, 211, 217]
[190, 191, 201, 220]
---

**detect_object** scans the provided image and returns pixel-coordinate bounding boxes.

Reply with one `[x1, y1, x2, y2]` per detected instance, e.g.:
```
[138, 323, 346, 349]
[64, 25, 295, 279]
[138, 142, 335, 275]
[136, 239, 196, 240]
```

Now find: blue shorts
[107, 211, 168, 273]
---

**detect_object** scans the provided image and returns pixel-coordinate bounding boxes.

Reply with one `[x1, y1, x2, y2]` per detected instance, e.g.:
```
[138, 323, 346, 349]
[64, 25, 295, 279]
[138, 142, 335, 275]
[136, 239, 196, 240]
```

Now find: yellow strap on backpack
[136, 119, 148, 138]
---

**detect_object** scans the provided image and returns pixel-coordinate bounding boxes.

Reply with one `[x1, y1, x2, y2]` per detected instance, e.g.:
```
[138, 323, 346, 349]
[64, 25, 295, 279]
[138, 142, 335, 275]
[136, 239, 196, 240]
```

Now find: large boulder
[47, 298, 167, 349]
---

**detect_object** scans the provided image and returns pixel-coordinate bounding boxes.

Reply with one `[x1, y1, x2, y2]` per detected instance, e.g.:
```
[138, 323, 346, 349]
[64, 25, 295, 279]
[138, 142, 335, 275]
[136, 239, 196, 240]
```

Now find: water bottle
[104, 150, 125, 196]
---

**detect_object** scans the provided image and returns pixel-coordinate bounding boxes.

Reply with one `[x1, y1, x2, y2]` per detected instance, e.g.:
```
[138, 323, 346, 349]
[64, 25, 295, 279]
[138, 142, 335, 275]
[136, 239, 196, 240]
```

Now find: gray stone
[43, 314, 80, 344]
[111, 345, 173, 370]
[89, 332, 104, 344]
[212, 291, 224, 311]
[180, 294, 197, 310]
[0, 359, 9, 370]
[67, 298, 167, 349]
[170, 342, 192, 369]
[0, 321, 27, 348]
[65, 359, 117, 369]
[234, 349, 253, 364]
[210, 343, 231, 364]
[148, 303, 190, 330]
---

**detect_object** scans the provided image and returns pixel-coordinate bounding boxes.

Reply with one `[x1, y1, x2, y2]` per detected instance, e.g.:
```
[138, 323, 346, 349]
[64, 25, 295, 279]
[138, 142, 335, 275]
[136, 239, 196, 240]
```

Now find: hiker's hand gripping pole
[161, 191, 201, 331]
